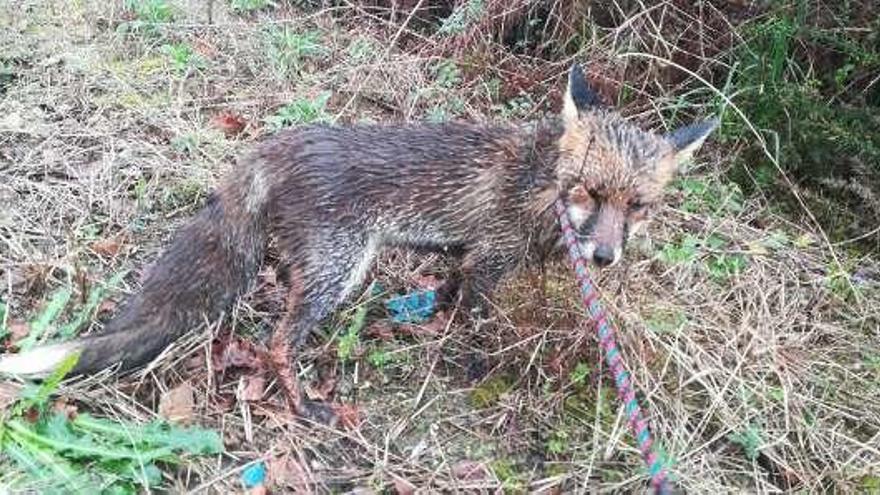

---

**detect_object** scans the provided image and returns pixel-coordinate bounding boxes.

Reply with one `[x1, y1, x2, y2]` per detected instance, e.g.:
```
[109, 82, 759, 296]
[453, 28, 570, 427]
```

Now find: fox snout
[567, 201, 627, 268]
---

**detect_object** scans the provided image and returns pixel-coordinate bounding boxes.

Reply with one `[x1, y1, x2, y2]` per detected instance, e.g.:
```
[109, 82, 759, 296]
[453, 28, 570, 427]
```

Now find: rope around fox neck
[554, 198, 671, 494]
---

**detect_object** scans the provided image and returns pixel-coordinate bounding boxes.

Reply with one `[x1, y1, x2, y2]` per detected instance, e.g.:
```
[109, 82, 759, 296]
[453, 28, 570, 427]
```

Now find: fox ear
[667, 118, 719, 164]
[563, 63, 603, 124]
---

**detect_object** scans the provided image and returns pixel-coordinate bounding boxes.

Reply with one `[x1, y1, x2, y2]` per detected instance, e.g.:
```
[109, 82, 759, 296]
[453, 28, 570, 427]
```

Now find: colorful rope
[555, 198, 671, 494]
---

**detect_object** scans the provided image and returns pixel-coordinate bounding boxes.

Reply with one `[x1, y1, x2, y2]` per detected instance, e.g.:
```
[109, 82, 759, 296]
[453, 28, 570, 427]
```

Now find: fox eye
[570, 185, 599, 205]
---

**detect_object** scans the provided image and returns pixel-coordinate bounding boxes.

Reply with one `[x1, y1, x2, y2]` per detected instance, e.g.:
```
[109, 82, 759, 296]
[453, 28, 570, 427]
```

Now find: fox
[0, 64, 716, 392]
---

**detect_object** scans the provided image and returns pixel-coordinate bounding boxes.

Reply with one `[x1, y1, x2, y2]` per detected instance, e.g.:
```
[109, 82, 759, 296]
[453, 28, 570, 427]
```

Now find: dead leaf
[158, 381, 195, 424]
[451, 460, 488, 481]
[192, 38, 218, 58]
[366, 321, 394, 340]
[212, 336, 265, 372]
[0, 382, 23, 412]
[91, 237, 123, 257]
[413, 274, 443, 289]
[399, 310, 449, 337]
[7, 320, 30, 346]
[96, 298, 117, 316]
[332, 402, 360, 430]
[240, 375, 266, 402]
[212, 112, 246, 137]
[392, 477, 416, 495]
[305, 375, 337, 402]
[268, 454, 312, 492]
[52, 398, 78, 419]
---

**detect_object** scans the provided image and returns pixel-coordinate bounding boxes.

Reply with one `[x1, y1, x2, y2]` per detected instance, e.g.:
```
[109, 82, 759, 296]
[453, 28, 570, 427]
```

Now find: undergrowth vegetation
[0, 0, 878, 493]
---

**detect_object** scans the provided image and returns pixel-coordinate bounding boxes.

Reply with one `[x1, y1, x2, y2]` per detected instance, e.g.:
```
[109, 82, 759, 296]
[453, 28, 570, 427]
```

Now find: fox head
[555, 64, 717, 267]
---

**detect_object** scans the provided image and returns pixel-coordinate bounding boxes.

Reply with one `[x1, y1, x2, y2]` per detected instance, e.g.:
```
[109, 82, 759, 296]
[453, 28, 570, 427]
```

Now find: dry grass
[1, 1, 879, 493]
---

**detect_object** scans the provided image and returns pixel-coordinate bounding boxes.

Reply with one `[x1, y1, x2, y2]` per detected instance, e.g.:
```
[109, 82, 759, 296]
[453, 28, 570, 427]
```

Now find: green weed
[489, 458, 524, 492]
[546, 429, 569, 455]
[335, 282, 380, 362]
[9, 271, 128, 351]
[644, 307, 688, 335]
[120, 0, 174, 35]
[266, 27, 323, 77]
[470, 375, 513, 408]
[438, 0, 485, 35]
[568, 361, 590, 387]
[728, 425, 763, 461]
[161, 42, 203, 75]
[0, 355, 222, 494]
[229, 0, 276, 14]
[434, 59, 462, 88]
[492, 94, 534, 119]
[658, 235, 699, 265]
[264, 92, 331, 131]
[676, 177, 744, 215]
[707, 253, 747, 282]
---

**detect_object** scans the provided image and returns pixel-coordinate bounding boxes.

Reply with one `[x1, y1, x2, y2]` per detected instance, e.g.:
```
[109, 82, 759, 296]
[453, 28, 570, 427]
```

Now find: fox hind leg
[270, 230, 379, 422]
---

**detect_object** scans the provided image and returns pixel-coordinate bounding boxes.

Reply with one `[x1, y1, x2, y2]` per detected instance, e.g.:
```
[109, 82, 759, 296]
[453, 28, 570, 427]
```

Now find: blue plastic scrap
[242, 461, 267, 489]
[385, 289, 437, 323]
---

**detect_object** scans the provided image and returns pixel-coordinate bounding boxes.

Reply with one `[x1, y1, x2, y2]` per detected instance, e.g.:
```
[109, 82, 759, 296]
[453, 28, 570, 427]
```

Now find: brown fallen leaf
[332, 402, 360, 430]
[212, 112, 246, 137]
[451, 460, 488, 481]
[52, 397, 78, 420]
[96, 298, 117, 317]
[192, 37, 218, 58]
[392, 477, 416, 495]
[305, 375, 337, 402]
[398, 310, 450, 338]
[413, 274, 443, 289]
[268, 454, 312, 493]
[366, 321, 394, 341]
[212, 336, 265, 372]
[239, 375, 266, 402]
[7, 320, 31, 347]
[158, 381, 195, 424]
[0, 382, 23, 412]
[91, 237, 123, 258]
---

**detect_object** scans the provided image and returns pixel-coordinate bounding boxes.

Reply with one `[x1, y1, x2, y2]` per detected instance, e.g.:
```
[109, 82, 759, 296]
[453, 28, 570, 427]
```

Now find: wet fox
[0, 64, 716, 380]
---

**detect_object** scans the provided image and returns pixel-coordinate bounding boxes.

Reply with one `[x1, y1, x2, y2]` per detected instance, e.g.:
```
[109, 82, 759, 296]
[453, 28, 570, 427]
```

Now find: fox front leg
[457, 250, 516, 321]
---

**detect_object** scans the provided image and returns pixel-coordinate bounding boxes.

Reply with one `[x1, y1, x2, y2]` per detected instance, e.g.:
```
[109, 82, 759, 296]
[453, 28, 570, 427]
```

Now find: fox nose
[592, 245, 615, 267]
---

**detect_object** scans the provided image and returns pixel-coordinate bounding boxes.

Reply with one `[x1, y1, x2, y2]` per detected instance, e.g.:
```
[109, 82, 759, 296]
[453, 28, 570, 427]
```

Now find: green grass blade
[4, 426, 88, 494]
[58, 270, 128, 339]
[14, 351, 80, 414]
[17, 287, 72, 351]
[0, 298, 8, 340]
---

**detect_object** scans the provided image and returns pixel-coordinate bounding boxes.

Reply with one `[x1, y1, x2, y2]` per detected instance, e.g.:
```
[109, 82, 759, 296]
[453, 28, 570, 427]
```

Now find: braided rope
[555, 198, 671, 494]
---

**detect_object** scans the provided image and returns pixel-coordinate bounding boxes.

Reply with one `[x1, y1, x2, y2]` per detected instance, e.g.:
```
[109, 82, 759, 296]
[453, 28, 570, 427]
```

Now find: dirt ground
[1, 1, 879, 494]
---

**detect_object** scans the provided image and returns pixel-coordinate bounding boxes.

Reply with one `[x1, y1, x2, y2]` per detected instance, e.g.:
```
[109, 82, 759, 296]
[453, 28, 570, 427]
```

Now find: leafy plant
[264, 92, 331, 131]
[728, 425, 763, 461]
[161, 42, 203, 75]
[9, 271, 127, 351]
[568, 361, 590, 387]
[546, 429, 569, 455]
[267, 27, 323, 76]
[434, 59, 462, 88]
[658, 235, 699, 265]
[229, 0, 276, 14]
[438, 0, 485, 35]
[644, 308, 688, 335]
[119, 0, 174, 35]
[0, 355, 223, 494]
[707, 253, 747, 282]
